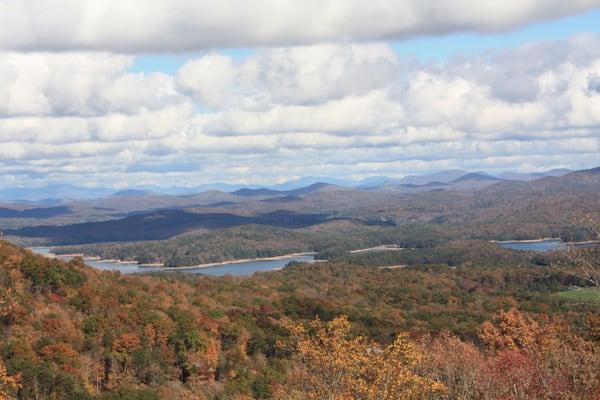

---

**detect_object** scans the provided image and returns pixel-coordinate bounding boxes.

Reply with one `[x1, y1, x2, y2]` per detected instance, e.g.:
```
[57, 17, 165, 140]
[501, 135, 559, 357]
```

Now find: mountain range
[0, 168, 574, 202]
[4, 166, 599, 246]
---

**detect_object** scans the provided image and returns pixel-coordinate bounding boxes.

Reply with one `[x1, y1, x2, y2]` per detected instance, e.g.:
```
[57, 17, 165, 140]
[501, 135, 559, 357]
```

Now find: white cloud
[0, 52, 190, 118]
[176, 44, 401, 110]
[176, 54, 237, 109]
[0, 1, 599, 52]
[1, 36, 600, 186]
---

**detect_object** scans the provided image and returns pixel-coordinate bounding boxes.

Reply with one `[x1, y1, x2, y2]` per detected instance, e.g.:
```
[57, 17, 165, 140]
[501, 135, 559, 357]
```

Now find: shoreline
[349, 245, 404, 254]
[379, 265, 406, 269]
[492, 238, 599, 245]
[161, 252, 318, 270]
[29, 247, 319, 271]
[29, 248, 155, 266]
[563, 240, 600, 245]
[138, 263, 164, 268]
[492, 238, 561, 244]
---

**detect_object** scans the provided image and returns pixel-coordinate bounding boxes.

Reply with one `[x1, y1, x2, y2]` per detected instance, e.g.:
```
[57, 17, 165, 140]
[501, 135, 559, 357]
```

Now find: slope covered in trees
[54, 222, 446, 267]
[34, 170, 600, 267]
[1, 240, 600, 398]
[4, 167, 600, 249]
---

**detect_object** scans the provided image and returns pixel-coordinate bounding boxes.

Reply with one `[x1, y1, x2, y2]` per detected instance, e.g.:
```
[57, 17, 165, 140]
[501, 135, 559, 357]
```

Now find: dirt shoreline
[31, 247, 319, 270]
[162, 252, 318, 270]
[491, 238, 561, 244]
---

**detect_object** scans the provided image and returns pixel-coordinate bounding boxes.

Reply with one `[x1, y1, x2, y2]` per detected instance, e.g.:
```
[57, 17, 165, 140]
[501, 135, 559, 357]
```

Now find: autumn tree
[278, 316, 445, 400]
[560, 215, 600, 287]
[0, 288, 20, 326]
[418, 333, 485, 399]
[479, 307, 540, 351]
[112, 332, 142, 367]
[478, 308, 600, 399]
[0, 361, 20, 400]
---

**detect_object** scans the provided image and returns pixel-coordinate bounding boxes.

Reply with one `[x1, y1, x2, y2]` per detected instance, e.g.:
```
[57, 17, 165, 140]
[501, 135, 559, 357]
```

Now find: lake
[165, 255, 316, 276]
[29, 247, 316, 276]
[497, 239, 564, 252]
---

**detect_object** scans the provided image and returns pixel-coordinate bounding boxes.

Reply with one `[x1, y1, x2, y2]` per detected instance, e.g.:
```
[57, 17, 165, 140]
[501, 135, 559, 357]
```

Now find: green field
[556, 287, 600, 302]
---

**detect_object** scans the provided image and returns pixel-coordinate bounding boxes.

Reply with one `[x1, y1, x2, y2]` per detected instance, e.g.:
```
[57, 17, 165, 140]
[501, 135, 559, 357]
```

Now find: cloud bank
[0, 33, 599, 186]
[1, 0, 599, 52]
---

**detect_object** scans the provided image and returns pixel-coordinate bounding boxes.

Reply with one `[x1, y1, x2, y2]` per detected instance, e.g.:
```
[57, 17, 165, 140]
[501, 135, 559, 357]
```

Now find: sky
[1, 1, 600, 188]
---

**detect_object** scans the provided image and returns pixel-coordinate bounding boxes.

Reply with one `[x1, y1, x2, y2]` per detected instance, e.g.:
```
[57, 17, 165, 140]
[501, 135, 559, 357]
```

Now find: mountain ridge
[0, 167, 589, 202]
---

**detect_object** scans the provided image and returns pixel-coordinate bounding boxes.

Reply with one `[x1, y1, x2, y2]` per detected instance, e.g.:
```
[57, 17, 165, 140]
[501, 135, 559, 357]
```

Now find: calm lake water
[29, 247, 315, 276]
[168, 255, 316, 276]
[497, 240, 565, 252]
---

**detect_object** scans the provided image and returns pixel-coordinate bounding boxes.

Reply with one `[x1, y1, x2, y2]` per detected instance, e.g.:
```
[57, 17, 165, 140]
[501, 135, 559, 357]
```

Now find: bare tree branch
[555, 215, 600, 288]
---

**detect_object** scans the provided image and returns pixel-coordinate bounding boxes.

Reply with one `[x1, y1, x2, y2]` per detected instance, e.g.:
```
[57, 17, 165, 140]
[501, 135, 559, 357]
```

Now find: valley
[1, 167, 599, 399]
[2, 167, 598, 269]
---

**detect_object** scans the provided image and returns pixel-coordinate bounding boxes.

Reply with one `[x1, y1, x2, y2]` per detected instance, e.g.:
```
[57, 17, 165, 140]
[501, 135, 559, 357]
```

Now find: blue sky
[131, 9, 600, 75]
[130, 48, 254, 75]
[393, 8, 600, 59]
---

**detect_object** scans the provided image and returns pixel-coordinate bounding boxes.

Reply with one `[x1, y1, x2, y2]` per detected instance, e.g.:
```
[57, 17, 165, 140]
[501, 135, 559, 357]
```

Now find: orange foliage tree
[419, 308, 600, 399]
[479, 308, 600, 399]
[277, 316, 445, 400]
[479, 307, 540, 351]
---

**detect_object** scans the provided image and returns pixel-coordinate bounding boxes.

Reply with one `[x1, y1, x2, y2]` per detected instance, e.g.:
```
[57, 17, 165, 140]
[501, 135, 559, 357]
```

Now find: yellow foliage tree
[0, 289, 20, 325]
[278, 316, 445, 400]
[0, 361, 20, 400]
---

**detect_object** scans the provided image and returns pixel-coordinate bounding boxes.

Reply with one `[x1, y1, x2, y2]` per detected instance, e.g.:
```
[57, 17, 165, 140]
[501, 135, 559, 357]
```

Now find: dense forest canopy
[1, 238, 599, 399]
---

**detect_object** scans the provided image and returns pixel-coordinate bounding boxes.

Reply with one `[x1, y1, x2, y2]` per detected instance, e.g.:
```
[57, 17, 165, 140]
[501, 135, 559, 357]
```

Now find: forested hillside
[55, 222, 446, 267]
[54, 217, 595, 268]
[4, 168, 600, 246]
[1, 240, 599, 399]
[4, 169, 597, 268]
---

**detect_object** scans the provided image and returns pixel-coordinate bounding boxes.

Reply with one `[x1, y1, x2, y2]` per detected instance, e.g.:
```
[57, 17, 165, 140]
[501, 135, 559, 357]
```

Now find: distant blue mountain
[498, 168, 572, 181]
[268, 176, 357, 191]
[233, 182, 334, 197]
[233, 188, 281, 197]
[111, 189, 153, 197]
[451, 172, 503, 183]
[0, 167, 586, 202]
[0, 184, 113, 202]
[397, 170, 469, 185]
[356, 176, 395, 188]
[132, 183, 259, 194]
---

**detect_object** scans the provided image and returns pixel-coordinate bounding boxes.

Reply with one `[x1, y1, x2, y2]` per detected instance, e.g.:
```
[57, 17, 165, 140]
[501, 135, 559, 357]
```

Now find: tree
[112, 333, 142, 373]
[560, 215, 600, 287]
[278, 316, 445, 400]
[479, 307, 540, 351]
[418, 333, 484, 400]
[478, 308, 600, 399]
[0, 361, 21, 400]
[0, 289, 20, 326]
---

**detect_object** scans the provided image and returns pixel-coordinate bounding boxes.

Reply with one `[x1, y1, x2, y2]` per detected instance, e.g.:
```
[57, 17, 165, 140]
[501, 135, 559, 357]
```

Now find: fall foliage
[560, 215, 600, 287]
[0, 241, 599, 398]
[421, 308, 600, 399]
[277, 316, 444, 399]
[0, 361, 20, 400]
